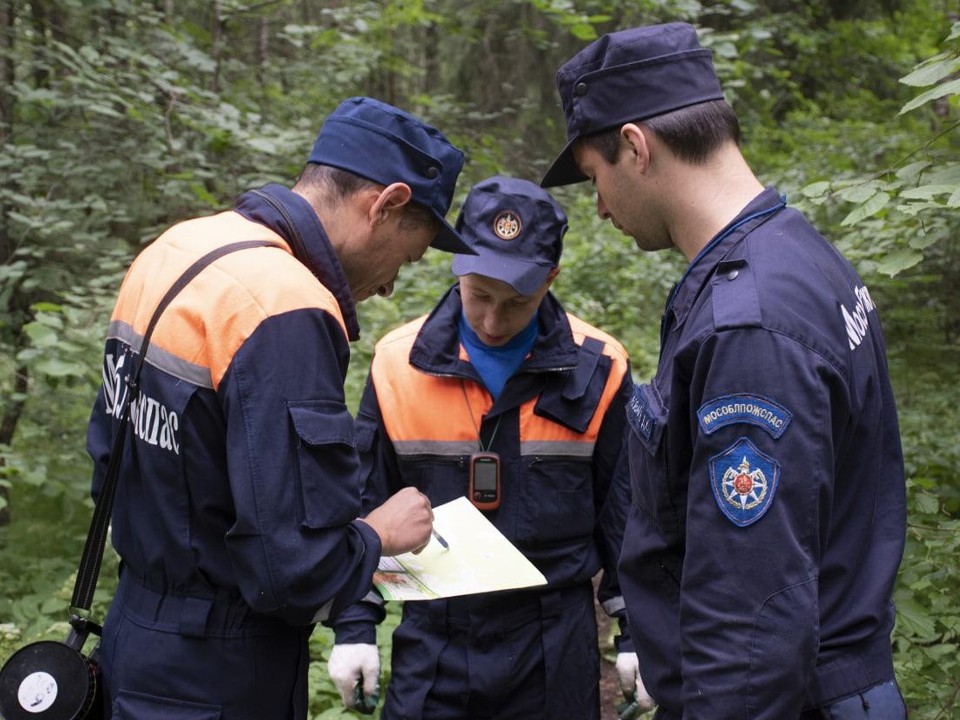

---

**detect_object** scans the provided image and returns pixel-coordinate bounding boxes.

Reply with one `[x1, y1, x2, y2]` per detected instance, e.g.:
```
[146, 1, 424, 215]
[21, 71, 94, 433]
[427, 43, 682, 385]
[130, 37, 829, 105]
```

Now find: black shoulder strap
[70, 240, 280, 613]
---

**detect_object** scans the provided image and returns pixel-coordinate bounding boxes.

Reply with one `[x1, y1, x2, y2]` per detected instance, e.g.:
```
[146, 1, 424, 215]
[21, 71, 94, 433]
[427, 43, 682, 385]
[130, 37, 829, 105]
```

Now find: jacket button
[726, 269, 739, 281]
[574, 82, 588, 96]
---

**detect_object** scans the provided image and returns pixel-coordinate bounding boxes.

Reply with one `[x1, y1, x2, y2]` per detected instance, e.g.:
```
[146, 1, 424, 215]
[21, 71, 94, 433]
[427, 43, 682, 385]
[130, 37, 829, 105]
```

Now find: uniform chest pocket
[517, 455, 594, 546]
[396, 455, 469, 506]
[288, 402, 361, 530]
[626, 383, 681, 535]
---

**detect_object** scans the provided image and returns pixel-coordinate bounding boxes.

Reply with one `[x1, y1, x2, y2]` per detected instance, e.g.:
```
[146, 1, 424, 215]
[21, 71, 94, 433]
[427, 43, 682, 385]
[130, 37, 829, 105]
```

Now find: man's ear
[620, 123, 651, 172]
[545, 266, 561, 287]
[369, 182, 413, 225]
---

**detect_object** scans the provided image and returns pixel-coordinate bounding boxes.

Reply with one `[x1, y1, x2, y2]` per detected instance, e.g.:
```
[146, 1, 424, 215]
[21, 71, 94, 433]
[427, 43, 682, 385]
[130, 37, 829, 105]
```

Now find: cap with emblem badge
[451, 176, 568, 295]
[541, 22, 725, 188]
[307, 96, 474, 254]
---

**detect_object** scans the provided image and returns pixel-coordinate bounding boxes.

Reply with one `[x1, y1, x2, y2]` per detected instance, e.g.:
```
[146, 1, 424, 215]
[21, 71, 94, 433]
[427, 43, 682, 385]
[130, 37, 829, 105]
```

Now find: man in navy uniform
[326, 176, 652, 719]
[87, 97, 471, 719]
[542, 22, 908, 720]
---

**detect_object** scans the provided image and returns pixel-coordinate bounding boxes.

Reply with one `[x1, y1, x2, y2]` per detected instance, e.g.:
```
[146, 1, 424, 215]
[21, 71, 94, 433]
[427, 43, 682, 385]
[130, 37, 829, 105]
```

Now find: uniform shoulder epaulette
[712, 257, 762, 331]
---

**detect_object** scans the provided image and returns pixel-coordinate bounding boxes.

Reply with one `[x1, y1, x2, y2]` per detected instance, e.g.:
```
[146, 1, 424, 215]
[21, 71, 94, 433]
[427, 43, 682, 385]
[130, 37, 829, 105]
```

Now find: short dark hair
[294, 163, 379, 198]
[294, 163, 438, 231]
[581, 99, 740, 166]
[398, 201, 438, 232]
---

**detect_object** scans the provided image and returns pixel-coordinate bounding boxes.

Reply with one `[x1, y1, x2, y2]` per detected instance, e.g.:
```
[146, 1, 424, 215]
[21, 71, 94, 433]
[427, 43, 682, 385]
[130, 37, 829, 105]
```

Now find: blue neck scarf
[458, 312, 538, 400]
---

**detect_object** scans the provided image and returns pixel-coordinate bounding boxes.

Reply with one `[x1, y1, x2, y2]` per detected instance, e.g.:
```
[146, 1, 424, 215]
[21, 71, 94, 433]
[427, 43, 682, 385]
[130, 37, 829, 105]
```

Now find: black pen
[432, 528, 450, 550]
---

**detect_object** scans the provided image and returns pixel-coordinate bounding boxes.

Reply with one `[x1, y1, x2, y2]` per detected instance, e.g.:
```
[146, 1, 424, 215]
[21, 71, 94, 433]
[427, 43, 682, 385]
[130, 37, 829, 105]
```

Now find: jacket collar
[665, 186, 785, 338]
[235, 183, 360, 341]
[408, 285, 580, 379]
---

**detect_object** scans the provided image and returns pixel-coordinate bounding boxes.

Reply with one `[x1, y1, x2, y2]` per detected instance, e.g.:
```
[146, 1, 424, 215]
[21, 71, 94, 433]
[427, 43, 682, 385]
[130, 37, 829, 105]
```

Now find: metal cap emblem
[493, 210, 522, 241]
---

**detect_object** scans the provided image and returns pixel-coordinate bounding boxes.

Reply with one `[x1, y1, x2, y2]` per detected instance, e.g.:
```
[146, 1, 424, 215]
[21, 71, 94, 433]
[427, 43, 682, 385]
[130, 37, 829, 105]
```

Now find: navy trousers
[99, 573, 311, 719]
[381, 583, 600, 720]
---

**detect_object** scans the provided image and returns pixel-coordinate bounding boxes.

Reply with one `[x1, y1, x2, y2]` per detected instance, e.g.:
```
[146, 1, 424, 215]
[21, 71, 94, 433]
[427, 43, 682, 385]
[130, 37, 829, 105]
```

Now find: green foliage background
[1, 0, 958, 717]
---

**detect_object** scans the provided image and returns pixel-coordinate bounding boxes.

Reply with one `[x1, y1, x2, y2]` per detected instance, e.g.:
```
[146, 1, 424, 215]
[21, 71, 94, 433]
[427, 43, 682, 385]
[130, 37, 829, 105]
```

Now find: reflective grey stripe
[520, 440, 595, 457]
[601, 595, 626, 617]
[393, 440, 476, 457]
[310, 598, 334, 624]
[359, 590, 385, 608]
[108, 320, 213, 389]
[392, 439, 595, 457]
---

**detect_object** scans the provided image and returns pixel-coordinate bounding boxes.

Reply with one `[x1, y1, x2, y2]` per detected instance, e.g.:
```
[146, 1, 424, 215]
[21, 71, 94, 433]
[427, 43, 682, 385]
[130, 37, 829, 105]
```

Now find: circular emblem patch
[493, 211, 522, 241]
[723, 457, 768, 510]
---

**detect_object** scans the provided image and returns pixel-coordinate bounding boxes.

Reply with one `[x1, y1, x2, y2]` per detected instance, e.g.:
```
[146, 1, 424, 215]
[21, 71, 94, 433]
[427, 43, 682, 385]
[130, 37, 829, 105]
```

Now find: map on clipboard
[373, 496, 547, 601]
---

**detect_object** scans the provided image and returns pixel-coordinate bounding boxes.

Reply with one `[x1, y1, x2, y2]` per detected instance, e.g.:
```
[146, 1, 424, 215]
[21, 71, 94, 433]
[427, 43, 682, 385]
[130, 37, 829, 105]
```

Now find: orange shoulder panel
[518, 314, 631, 444]
[372, 318, 487, 444]
[566, 314, 630, 368]
[111, 211, 347, 389]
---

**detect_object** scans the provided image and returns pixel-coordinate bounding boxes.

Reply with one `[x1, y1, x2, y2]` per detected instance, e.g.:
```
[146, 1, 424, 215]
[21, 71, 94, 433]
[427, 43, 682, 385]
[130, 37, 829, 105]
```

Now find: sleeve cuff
[615, 616, 634, 653]
[334, 620, 378, 645]
[353, 517, 383, 558]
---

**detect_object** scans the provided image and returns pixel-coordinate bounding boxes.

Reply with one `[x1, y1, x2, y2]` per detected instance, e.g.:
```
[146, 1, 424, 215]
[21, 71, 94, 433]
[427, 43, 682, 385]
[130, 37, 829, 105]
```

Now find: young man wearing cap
[542, 22, 907, 720]
[86, 96, 472, 719]
[326, 176, 651, 720]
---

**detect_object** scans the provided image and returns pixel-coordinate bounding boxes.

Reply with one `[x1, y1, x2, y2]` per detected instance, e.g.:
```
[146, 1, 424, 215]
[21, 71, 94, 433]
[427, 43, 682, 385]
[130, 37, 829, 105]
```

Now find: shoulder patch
[708, 437, 780, 527]
[698, 394, 791, 439]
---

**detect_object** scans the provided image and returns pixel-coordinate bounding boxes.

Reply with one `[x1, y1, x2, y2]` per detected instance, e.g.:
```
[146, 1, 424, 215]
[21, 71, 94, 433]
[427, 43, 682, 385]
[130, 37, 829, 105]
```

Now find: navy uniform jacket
[331, 287, 633, 718]
[620, 187, 906, 719]
[86, 185, 380, 717]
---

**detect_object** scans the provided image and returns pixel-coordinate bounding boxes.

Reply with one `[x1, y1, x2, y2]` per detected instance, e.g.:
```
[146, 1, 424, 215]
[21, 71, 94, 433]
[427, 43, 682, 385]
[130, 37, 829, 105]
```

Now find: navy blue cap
[541, 23, 724, 188]
[308, 96, 473, 254]
[451, 176, 568, 295]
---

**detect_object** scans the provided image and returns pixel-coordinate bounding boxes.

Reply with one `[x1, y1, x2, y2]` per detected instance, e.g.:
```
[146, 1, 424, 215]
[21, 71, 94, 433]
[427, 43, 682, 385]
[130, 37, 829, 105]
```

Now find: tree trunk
[256, 15, 268, 86]
[211, 0, 223, 93]
[423, 21, 439, 94]
[0, 0, 16, 527]
[30, 0, 49, 88]
[0, 1, 15, 142]
[0, 362, 29, 525]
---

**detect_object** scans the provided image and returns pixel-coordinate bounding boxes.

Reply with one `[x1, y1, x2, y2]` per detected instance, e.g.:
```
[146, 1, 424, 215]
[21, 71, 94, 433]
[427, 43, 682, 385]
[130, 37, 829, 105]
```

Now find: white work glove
[615, 652, 656, 718]
[327, 643, 380, 713]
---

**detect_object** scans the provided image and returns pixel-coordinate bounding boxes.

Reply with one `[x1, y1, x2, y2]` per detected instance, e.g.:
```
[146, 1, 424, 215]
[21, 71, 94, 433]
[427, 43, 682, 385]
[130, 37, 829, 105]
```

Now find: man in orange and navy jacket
[85, 97, 474, 720]
[327, 176, 653, 720]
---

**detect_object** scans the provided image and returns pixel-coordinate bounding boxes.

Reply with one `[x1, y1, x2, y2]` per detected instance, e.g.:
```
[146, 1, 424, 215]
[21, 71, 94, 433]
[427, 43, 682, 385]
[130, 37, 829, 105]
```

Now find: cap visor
[452, 255, 551, 296]
[540, 139, 588, 188]
[431, 217, 477, 255]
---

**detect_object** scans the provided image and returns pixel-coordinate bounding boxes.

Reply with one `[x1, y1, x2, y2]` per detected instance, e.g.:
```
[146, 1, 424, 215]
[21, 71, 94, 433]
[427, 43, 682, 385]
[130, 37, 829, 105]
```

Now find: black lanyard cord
[460, 380, 503, 452]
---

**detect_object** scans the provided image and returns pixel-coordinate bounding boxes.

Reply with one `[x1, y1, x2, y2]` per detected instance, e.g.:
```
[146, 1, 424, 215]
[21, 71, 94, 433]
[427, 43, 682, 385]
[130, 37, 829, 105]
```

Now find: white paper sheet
[373, 496, 547, 601]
